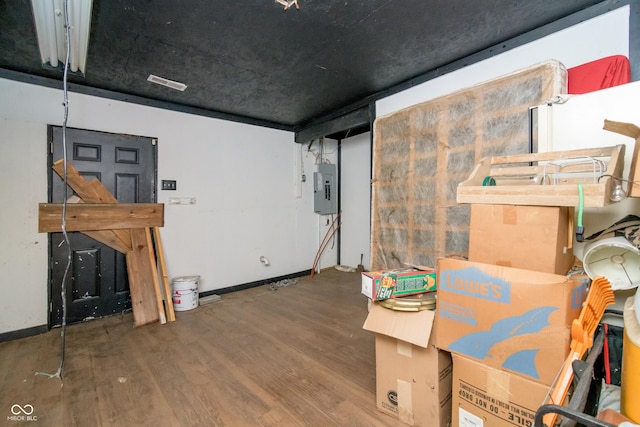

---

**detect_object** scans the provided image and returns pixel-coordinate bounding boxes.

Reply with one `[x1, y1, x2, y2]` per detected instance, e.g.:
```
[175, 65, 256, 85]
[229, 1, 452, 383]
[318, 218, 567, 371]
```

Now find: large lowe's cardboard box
[363, 303, 452, 427]
[451, 354, 549, 427]
[361, 268, 436, 300]
[468, 204, 574, 275]
[435, 258, 588, 385]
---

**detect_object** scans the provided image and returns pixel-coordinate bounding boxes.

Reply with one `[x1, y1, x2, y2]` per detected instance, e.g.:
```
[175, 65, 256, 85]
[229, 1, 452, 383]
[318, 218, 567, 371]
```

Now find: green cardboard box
[361, 268, 437, 300]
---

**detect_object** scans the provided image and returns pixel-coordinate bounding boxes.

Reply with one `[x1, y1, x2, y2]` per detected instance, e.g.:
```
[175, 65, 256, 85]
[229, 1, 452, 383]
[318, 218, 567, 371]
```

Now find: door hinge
[49, 141, 54, 154]
[152, 139, 157, 146]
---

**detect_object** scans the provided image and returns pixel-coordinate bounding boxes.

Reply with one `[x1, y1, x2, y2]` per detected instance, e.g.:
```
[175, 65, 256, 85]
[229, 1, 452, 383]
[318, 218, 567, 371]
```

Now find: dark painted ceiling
[0, 0, 607, 133]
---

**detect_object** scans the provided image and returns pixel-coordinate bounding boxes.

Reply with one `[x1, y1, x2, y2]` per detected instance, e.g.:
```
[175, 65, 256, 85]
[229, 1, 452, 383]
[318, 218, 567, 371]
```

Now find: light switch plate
[161, 180, 177, 190]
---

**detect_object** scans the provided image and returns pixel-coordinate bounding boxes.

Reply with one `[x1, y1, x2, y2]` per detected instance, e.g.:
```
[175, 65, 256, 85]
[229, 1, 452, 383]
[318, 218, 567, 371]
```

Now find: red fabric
[568, 55, 631, 94]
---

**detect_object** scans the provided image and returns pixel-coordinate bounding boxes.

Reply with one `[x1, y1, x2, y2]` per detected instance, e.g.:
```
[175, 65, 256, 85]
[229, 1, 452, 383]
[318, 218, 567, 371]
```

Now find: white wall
[0, 120, 48, 333]
[0, 78, 335, 335]
[376, 6, 630, 117]
[340, 132, 372, 270]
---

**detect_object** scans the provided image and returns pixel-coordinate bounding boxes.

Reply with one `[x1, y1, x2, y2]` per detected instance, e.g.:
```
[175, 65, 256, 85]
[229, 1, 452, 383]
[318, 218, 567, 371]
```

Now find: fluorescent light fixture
[31, 0, 93, 74]
[147, 74, 188, 91]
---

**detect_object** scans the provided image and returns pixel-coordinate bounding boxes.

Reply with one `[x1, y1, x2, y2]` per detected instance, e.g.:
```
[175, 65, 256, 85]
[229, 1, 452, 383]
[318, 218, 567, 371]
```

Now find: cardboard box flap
[604, 119, 640, 197]
[363, 303, 435, 348]
[439, 257, 573, 286]
[604, 119, 640, 139]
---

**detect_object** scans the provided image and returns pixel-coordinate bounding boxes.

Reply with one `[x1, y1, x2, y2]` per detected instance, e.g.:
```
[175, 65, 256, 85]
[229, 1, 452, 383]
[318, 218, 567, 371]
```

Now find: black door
[49, 127, 157, 326]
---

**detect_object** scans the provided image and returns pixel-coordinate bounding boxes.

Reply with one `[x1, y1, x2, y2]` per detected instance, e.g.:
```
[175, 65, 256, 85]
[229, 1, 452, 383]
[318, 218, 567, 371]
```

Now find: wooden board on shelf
[456, 144, 625, 207]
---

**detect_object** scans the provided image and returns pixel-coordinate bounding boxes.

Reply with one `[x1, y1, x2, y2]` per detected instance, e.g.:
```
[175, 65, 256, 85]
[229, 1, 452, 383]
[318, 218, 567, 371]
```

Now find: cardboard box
[468, 204, 574, 275]
[363, 303, 452, 427]
[451, 354, 549, 427]
[361, 268, 436, 300]
[603, 120, 640, 197]
[435, 258, 588, 385]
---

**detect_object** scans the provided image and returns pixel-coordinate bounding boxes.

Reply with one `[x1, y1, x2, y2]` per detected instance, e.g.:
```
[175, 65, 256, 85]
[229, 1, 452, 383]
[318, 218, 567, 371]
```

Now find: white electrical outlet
[168, 197, 197, 205]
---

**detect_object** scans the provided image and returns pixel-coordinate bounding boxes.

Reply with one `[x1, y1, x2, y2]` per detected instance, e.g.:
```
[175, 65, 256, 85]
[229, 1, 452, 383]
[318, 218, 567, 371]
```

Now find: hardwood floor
[0, 269, 407, 426]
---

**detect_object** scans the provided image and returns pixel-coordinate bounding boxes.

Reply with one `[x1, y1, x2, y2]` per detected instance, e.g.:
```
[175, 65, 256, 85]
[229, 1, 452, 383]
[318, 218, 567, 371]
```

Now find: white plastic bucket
[583, 237, 640, 290]
[171, 275, 200, 311]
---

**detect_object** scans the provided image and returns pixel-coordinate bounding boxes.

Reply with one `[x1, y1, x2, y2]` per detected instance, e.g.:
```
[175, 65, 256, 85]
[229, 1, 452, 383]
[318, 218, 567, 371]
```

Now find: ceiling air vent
[147, 74, 187, 91]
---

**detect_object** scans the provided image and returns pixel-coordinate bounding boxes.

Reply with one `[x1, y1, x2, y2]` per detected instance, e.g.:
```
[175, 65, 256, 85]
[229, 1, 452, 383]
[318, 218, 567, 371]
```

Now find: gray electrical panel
[313, 163, 337, 214]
